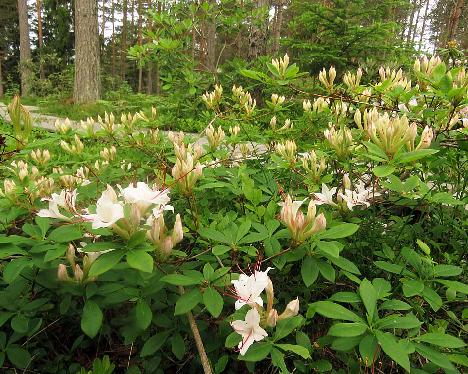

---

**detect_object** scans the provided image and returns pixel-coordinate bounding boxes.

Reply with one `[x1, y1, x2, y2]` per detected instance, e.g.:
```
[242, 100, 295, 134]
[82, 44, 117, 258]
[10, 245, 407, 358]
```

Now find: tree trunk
[120, 0, 128, 80]
[101, 0, 106, 39]
[18, 0, 32, 96]
[248, 0, 269, 60]
[405, 0, 416, 43]
[271, 0, 284, 55]
[418, 0, 430, 51]
[204, 0, 216, 72]
[36, 0, 45, 80]
[0, 50, 3, 97]
[137, 0, 142, 92]
[74, 0, 101, 104]
[410, 0, 422, 44]
[446, 0, 464, 44]
[111, 0, 116, 77]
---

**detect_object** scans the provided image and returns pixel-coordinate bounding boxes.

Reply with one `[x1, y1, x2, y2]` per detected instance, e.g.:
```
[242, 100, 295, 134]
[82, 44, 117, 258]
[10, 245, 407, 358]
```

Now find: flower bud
[266, 308, 278, 327]
[303, 99, 312, 112]
[278, 298, 299, 319]
[57, 264, 71, 281]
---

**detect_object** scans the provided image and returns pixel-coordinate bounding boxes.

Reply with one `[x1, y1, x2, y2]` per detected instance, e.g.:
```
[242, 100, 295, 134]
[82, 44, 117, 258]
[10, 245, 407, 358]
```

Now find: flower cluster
[230, 267, 299, 355]
[36, 182, 182, 255]
[279, 195, 327, 243]
[205, 124, 226, 151]
[319, 66, 336, 92]
[171, 139, 204, 195]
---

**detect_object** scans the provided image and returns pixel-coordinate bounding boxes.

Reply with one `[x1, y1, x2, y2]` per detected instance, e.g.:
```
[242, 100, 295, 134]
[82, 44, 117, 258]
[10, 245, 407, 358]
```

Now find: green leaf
[374, 330, 410, 372]
[239, 342, 272, 361]
[202, 263, 215, 280]
[414, 343, 455, 370]
[316, 241, 342, 258]
[48, 225, 83, 242]
[44, 244, 67, 262]
[203, 287, 224, 318]
[274, 316, 303, 341]
[275, 343, 310, 359]
[81, 300, 103, 338]
[318, 223, 359, 239]
[422, 286, 442, 311]
[236, 219, 251, 242]
[318, 260, 335, 282]
[175, 288, 201, 315]
[373, 165, 395, 177]
[394, 148, 438, 163]
[309, 301, 363, 322]
[135, 301, 152, 330]
[212, 245, 231, 255]
[270, 348, 288, 373]
[225, 331, 242, 348]
[140, 332, 170, 357]
[380, 299, 412, 311]
[432, 264, 462, 277]
[376, 314, 422, 330]
[359, 279, 377, 320]
[328, 322, 368, 337]
[171, 334, 186, 360]
[328, 256, 361, 275]
[3, 258, 31, 283]
[198, 227, 231, 244]
[11, 315, 29, 334]
[402, 279, 424, 297]
[126, 250, 153, 273]
[415, 333, 465, 348]
[6, 346, 31, 369]
[301, 257, 319, 287]
[359, 335, 379, 367]
[88, 250, 124, 277]
[160, 274, 201, 286]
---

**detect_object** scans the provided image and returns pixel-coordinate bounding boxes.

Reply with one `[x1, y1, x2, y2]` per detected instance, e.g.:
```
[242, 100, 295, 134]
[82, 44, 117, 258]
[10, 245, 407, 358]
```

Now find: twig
[178, 286, 212, 374]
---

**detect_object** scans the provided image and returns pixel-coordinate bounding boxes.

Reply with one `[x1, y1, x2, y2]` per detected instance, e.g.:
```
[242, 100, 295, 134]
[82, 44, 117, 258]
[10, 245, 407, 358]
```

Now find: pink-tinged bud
[57, 264, 71, 281]
[172, 214, 183, 244]
[417, 126, 433, 149]
[306, 200, 316, 224]
[160, 236, 174, 256]
[278, 297, 300, 320]
[343, 174, 351, 190]
[74, 264, 84, 282]
[266, 308, 278, 327]
[67, 244, 76, 268]
[265, 278, 274, 313]
[129, 203, 142, 227]
[310, 213, 327, 234]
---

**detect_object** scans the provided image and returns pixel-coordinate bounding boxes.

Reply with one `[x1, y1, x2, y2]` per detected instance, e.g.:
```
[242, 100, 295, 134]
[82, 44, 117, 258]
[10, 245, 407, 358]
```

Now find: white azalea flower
[231, 268, 272, 310]
[230, 308, 268, 355]
[339, 182, 380, 210]
[120, 182, 172, 212]
[37, 189, 77, 220]
[82, 191, 124, 229]
[314, 184, 337, 206]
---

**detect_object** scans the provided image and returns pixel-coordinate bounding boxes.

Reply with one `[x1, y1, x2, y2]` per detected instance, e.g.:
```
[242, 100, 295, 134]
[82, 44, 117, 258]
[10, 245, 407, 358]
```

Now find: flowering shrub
[0, 55, 467, 373]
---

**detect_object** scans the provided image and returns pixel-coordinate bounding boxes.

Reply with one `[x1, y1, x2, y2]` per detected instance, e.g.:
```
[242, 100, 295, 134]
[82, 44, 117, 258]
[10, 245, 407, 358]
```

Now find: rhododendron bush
[0, 55, 467, 373]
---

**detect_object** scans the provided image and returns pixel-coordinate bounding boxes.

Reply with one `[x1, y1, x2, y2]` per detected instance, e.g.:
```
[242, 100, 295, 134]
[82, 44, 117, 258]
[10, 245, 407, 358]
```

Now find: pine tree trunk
[205, 0, 216, 72]
[248, 0, 269, 60]
[120, 0, 128, 79]
[74, 0, 101, 103]
[0, 50, 3, 97]
[137, 0, 142, 92]
[271, 0, 283, 55]
[111, 0, 116, 77]
[36, 0, 45, 80]
[446, 0, 464, 44]
[405, 0, 416, 43]
[101, 0, 106, 38]
[18, 0, 32, 96]
[411, 0, 422, 44]
[418, 0, 430, 51]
